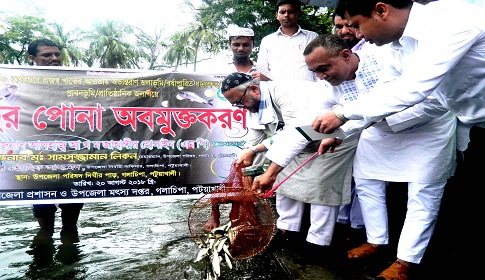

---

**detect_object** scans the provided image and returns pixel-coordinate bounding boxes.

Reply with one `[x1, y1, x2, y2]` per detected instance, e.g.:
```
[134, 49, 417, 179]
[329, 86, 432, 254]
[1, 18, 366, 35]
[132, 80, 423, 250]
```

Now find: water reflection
[25, 228, 84, 279]
[0, 198, 341, 280]
[0, 200, 205, 280]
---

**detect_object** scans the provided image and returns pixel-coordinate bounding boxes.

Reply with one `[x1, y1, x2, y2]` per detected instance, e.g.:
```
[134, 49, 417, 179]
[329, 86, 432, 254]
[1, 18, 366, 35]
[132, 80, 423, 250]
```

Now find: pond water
[1, 198, 302, 280]
[0, 199, 211, 280]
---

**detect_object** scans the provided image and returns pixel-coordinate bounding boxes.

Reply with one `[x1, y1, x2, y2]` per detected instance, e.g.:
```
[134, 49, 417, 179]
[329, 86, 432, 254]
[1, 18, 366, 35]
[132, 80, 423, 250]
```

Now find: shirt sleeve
[385, 93, 449, 132]
[264, 127, 309, 167]
[343, 11, 482, 123]
[255, 36, 272, 80]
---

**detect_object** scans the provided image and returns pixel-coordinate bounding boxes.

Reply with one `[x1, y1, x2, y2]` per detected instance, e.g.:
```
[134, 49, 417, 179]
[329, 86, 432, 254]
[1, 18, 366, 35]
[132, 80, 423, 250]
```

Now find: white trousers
[354, 177, 446, 264]
[337, 179, 364, 229]
[276, 194, 339, 246]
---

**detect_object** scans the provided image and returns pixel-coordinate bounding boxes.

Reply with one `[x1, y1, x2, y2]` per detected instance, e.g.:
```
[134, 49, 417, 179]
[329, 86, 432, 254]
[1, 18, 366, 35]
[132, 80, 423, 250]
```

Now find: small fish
[212, 249, 220, 276]
[177, 91, 213, 106]
[194, 247, 209, 262]
[222, 243, 231, 258]
[224, 251, 232, 269]
[193, 220, 233, 280]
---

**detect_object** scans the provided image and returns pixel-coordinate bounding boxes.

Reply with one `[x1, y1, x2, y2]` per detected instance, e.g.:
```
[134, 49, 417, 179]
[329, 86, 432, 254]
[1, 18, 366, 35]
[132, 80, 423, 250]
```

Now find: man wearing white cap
[225, 26, 258, 74]
[224, 27, 271, 181]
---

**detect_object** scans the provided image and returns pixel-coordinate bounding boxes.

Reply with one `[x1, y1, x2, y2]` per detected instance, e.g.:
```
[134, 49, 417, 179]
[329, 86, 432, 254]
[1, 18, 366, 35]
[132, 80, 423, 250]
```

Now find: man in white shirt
[223, 26, 258, 75]
[309, 0, 480, 279]
[254, 0, 318, 82]
[222, 27, 271, 181]
[333, 12, 363, 51]
[251, 34, 394, 264]
[312, 0, 485, 137]
[332, 10, 368, 247]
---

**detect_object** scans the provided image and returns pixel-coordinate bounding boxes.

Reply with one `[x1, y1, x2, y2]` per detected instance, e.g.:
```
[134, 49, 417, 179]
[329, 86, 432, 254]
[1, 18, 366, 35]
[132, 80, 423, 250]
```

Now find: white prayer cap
[227, 26, 254, 38]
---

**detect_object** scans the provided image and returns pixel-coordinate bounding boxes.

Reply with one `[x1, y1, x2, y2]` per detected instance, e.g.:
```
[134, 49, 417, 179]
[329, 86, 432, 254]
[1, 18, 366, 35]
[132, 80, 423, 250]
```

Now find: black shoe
[332, 223, 367, 250]
[293, 242, 330, 265]
[31, 228, 54, 247]
[269, 229, 302, 249]
[347, 227, 366, 249]
[60, 227, 80, 245]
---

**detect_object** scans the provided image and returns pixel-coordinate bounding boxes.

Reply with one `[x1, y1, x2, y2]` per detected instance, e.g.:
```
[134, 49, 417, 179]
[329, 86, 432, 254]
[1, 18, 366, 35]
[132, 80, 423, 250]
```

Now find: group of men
[222, 0, 485, 280]
[22, 0, 484, 279]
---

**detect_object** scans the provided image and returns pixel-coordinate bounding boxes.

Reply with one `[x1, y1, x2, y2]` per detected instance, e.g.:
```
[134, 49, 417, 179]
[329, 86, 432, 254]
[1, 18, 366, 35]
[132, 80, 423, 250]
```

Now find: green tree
[195, 0, 333, 60]
[83, 20, 140, 69]
[163, 30, 195, 71]
[186, 14, 223, 72]
[0, 1, 332, 70]
[132, 26, 168, 70]
[0, 14, 53, 65]
[49, 23, 85, 67]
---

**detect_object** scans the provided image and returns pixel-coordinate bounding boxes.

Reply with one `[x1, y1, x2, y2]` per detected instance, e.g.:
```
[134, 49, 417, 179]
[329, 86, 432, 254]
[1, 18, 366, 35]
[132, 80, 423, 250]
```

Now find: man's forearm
[265, 162, 284, 177]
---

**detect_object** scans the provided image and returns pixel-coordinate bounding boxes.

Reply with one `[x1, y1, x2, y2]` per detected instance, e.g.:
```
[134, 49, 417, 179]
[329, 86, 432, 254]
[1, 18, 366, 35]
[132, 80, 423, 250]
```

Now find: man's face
[334, 16, 360, 48]
[344, 11, 396, 46]
[276, 4, 300, 28]
[30, 46, 62, 66]
[305, 46, 353, 86]
[229, 37, 254, 59]
[223, 85, 260, 113]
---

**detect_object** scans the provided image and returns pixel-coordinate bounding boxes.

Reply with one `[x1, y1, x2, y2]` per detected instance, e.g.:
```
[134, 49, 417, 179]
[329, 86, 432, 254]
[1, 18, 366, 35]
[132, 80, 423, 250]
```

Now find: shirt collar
[276, 25, 304, 37]
[398, 2, 426, 46]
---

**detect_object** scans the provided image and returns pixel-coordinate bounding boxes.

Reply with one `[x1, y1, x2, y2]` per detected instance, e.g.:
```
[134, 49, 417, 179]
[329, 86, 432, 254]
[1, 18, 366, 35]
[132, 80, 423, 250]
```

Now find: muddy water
[0, 200, 212, 280]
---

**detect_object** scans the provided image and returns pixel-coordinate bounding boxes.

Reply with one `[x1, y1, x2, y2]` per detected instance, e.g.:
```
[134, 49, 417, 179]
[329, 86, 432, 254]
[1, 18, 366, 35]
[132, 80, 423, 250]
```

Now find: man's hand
[318, 138, 343, 154]
[312, 110, 345, 133]
[251, 172, 276, 195]
[236, 149, 256, 167]
[251, 163, 283, 195]
[251, 72, 271, 81]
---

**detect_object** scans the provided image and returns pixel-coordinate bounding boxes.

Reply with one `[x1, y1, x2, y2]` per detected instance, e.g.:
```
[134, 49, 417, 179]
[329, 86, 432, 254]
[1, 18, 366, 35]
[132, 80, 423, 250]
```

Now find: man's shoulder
[261, 30, 279, 40]
[301, 28, 318, 35]
[260, 31, 280, 48]
[299, 28, 318, 39]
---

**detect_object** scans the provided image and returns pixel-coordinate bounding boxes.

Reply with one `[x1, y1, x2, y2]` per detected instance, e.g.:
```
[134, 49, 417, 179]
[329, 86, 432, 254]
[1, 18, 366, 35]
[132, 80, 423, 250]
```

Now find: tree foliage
[0, 1, 333, 70]
[82, 21, 142, 69]
[1, 14, 54, 65]
[163, 30, 195, 71]
[49, 23, 85, 67]
[196, 0, 333, 60]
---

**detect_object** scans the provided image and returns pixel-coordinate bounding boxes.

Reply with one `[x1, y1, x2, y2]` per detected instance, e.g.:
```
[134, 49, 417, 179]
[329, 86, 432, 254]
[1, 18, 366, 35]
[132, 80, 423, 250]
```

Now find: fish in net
[188, 161, 275, 260]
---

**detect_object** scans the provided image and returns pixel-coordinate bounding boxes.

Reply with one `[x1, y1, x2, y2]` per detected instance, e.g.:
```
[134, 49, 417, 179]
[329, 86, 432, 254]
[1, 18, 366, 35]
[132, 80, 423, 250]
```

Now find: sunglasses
[232, 87, 249, 108]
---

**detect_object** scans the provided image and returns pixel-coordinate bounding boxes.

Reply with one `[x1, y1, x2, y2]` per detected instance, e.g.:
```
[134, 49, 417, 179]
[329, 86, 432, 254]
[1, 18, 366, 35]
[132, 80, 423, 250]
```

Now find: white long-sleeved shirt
[256, 26, 318, 82]
[266, 50, 389, 167]
[343, 0, 485, 126]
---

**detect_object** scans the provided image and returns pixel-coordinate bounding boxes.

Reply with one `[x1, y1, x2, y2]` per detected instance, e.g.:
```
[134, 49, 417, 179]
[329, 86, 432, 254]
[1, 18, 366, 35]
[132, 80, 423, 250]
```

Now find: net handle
[263, 151, 319, 198]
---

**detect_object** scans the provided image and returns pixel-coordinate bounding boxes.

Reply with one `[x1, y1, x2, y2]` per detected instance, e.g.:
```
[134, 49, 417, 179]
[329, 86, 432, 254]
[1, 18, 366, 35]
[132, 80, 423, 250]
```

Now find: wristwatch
[250, 146, 260, 154]
[333, 106, 349, 123]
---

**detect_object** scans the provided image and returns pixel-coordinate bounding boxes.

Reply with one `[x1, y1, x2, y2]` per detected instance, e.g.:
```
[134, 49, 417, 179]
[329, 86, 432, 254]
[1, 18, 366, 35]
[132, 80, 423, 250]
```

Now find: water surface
[0, 200, 207, 280]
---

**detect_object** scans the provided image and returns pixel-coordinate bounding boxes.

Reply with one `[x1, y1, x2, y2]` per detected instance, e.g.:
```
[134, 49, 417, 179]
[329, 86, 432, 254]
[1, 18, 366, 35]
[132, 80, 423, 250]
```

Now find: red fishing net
[188, 161, 275, 259]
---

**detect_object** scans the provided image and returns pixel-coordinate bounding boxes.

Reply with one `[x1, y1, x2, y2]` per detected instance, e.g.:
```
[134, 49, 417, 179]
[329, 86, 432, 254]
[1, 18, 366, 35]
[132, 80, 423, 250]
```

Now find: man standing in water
[28, 38, 84, 243]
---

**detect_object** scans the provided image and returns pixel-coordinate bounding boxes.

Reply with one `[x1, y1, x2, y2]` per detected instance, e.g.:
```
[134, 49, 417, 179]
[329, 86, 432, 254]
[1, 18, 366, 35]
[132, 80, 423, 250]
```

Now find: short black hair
[335, 0, 412, 18]
[276, 0, 302, 11]
[27, 38, 59, 56]
[303, 34, 351, 57]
